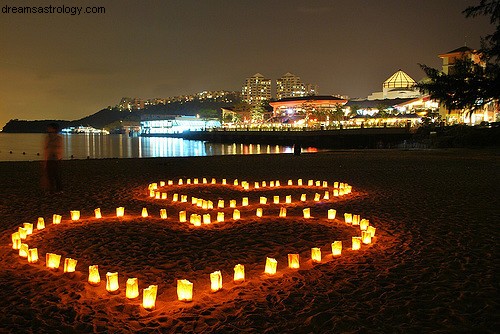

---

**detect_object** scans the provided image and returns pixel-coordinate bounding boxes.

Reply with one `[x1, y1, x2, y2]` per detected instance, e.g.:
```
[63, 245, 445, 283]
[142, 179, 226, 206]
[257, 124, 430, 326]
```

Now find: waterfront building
[367, 70, 420, 100]
[276, 72, 306, 99]
[241, 73, 272, 105]
[140, 114, 220, 136]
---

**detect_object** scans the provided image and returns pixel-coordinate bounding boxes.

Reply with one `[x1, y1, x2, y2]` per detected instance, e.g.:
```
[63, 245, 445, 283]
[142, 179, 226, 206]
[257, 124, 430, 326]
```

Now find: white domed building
[367, 69, 421, 100]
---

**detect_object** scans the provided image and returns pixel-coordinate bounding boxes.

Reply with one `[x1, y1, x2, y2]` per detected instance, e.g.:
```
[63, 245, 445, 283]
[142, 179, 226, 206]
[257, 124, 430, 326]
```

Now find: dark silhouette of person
[42, 123, 63, 193]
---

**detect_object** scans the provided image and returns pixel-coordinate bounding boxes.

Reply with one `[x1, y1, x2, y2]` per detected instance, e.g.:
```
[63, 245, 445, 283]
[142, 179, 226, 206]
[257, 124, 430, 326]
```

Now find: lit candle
[314, 193, 320, 201]
[207, 200, 214, 209]
[27, 248, 38, 263]
[288, 254, 300, 269]
[64, 258, 77, 273]
[273, 196, 280, 204]
[155, 192, 161, 199]
[141, 208, 149, 218]
[187, 178, 191, 184]
[311, 247, 321, 263]
[218, 199, 224, 208]
[328, 209, 336, 220]
[143, 285, 158, 310]
[323, 191, 330, 200]
[303, 208, 311, 219]
[322, 181, 328, 188]
[190, 214, 201, 226]
[181, 195, 187, 203]
[222, 178, 226, 185]
[211, 178, 216, 184]
[331, 241, 342, 256]
[46, 253, 61, 269]
[202, 200, 208, 209]
[88, 265, 100, 285]
[262, 181, 267, 187]
[286, 195, 292, 204]
[362, 231, 372, 244]
[344, 213, 352, 224]
[352, 236, 362, 250]
[360, 219, 370, 231]
[210, 271, 222, 292]
[265, 257, 277, 275]
[193, 178, 199, 184]
[352, 214, 360, 225]
[37, 217, 45, 230]
[168, 180, 173, 185]
[160, 209, 167, 219]
[233, 209, 240, 220]
[234, 264, 245, 282]
[159, 181, 165, 187]
[333, 189, 339, 197]
[254, 182, 260, 188]
[178, 178, 183, 185]
[106, 272, 119, 293]
[23, 223, 33, 235]
[367, 226, 376, 237]
[260, 197, 267, 204]
[149, 189, 155, 198]
[242, 197, 249, 206]
[217, 212, 224, 222]
[11, 232, 21, 250]
[288, 179, 293, 186]
[52, 214, 62, 224]
[179, 211, 187, 223]
[177, 279, 193, 302]
[256, 208, 263, 217]
[297, 179, 302, 186]
[161, 193, 167, 200]
[301, 194, 306, 201]
[243, 182, 249, 190]
[116, 207, 125, 217]
[315, 181, 320, 187]
[279, 207, 287, 217]
[308, 180, 314, 186]
[126, 278, 139, 299]
[275, 180, 280, 187]
[18, 227, 27, 240]
[202, 177, 207, 184]
[196, 199, 203, 207]
[334, 182, 339, 188]
[192, 197, 198, 205]
[233, 179, 238, 186]
[270, 181, 275, 187]
[230, 200, 236, 208]
[203, 214, 211, 224]
[19, 244, 28, 258]
[94, 208, 102, 219]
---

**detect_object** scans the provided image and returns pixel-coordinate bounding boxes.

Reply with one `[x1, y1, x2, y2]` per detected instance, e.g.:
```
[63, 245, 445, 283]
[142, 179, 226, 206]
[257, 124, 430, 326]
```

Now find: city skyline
[0, 0, 493, 128]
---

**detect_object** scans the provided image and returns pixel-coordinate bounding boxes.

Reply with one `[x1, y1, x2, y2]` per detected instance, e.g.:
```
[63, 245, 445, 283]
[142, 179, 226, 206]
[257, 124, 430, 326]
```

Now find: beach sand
[0, 149, 498, 333]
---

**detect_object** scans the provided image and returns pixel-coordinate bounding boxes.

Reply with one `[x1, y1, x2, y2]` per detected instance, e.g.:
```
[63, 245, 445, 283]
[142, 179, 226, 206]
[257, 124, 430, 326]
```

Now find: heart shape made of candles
[9, 177, 377, 310]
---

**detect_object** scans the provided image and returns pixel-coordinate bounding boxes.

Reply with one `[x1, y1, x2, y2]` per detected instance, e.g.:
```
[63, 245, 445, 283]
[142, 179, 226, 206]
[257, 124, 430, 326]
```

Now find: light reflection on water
[0, 133, 314, 162]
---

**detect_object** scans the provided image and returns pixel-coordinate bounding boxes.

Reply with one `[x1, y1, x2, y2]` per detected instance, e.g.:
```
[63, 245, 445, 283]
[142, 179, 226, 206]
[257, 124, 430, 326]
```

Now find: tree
[463, 0, 500, 61]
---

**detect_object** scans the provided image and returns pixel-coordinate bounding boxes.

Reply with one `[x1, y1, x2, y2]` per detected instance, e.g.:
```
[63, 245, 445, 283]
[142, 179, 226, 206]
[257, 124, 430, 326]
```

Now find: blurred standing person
[42, 123, 63, 193]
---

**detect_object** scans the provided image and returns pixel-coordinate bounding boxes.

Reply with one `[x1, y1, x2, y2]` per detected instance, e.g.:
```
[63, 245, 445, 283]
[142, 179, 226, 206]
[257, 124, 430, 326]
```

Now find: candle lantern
[270, 181, 275, 187]
[210, 271, 223, 292]
[116, 207, 125, 217]
[94, 208, 102, 219]
[208, 200, 214, 209]
[178, 179, 183, 185]
[187, 178, 191, 184]
[260, 197, 267, 204]
[203, 214, 211, 224]
[177, 279, 193, 302]
[233, 209, 240, 220]
[202, 177, 207, 184]
[256, 208, 263, 217]
[64, 258, 77, 273]
[315, 181, 321, 187]
[160, 181, 165, 187]
[155, 192, 161, 199]
[360, 219, 370, 231]
[311, 247, 321, 263]
[27, 248, 38, 263]
[23, 223, 33, 235]
[18, 227, 28, 240]
[279, 207, 287, 217]
[11, 232, 21, 250]
[106, 272, 119, 293]
[352, 215, 360, 225]
[265, 257, 277, 275]
[190, 214, 201, 226]
[298, 179, 303, 186]
[367, 226, 376, 237]
[160, 209, 167, 219]
[301, 194, 306, 202]
[196, 199, 203, 207]
[328, 209, 336, 220]
[242, 197, 249, 206]
[303, 208, 311, 219]
[314, 193, 321, 202]
[339, 189, 345, 196]
[323, 181, 328, 188]
[323, 191, 330, 200]
[334, 182, 339, 188]
[172, 194, 179, 202]
[37, 217, 45, 230]
[288, 254, 300, 269]
[234, 264, 245, 282]
[19, 244, 29, 258]
[46, 253, 61, 269]
[230, 200, 236, 208]
[308, 180, 314, 186]
[168, 180, 173, 185]
[254, 182, 260, 189]
[161, 193, 167, 200]
[211, 178, 216, 184]
[362, 231, 372, 244]
[262, 181, 267, 187]
[352, 236, 362, 250]
[88, 265, 100, 285]
[143, 285, 158, 310]
[126, 278, 139, 299]
[340, 182, 345, 188]
[233, 179, 238, 186]
[344, 213, 353, 224]
[276, 180, 280, 187]
[181, 195, 187, 203]
[53, 214, 62, 224]
[194, 178, 199, 184]
[149, 189, 155, 198]
[288, 179, 293, 186]
[217, 212, 224, 222]
[333, 189, 339, 197]
[192, 197, 198, 205]
[141, 208, 149, 218]
[202, 200, 208, 209]
[286, 195, 292, 204]
[273, 196, 280, 204]
[331, 241, 342, 256]
[222, 178, 226, 185]
[243, 182, 249, 190]
[151, 182, 158, 190]
[218, 199, 224, 208]
[179, 211, 187, 222]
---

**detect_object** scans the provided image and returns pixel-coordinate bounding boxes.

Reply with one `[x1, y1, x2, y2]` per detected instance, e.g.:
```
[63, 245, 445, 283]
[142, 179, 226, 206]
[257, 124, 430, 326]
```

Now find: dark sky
[0, 0, 493, 127]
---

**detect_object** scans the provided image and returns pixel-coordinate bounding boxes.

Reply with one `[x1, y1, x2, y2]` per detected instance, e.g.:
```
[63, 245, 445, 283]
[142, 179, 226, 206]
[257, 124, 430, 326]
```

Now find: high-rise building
[241, 73, 272, 105]
[276, 72, 306, 99]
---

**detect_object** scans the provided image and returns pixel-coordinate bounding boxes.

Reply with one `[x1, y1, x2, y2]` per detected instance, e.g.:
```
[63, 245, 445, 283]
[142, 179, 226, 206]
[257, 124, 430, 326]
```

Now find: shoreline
[0, 149, 498, 332]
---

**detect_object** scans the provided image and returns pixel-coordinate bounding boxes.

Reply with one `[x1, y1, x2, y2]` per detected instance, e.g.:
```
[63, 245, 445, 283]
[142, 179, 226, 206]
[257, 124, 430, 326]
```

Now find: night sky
[0, 0, 493, 128]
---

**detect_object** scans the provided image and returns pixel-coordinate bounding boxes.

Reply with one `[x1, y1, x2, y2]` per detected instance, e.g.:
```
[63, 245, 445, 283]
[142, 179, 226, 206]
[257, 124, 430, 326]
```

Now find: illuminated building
[367, 70, 420, 100]
[140, 115, 221, 136]
[277, 72, 306, 99]
[241, 73, 272, 105]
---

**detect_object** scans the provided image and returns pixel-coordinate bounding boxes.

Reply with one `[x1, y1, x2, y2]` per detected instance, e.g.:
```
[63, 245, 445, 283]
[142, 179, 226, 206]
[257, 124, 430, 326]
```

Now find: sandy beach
[0, 149, 498, 333]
